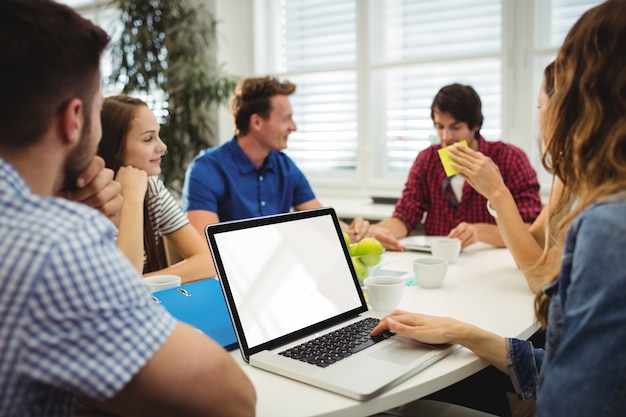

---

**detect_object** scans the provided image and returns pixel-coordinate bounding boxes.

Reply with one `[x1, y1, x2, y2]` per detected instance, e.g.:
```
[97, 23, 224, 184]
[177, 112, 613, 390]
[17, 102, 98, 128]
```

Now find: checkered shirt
[0, 157, 176, 416]
[393, 137, 542, 235]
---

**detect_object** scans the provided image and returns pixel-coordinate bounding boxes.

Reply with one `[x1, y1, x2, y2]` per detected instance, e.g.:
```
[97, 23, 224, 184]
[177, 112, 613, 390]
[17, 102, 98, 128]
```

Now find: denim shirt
[506, 194, 626, 416]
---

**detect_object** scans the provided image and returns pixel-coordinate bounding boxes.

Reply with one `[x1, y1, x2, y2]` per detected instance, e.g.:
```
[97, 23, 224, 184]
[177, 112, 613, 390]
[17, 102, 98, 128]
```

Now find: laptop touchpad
[368, 341, 430, 366]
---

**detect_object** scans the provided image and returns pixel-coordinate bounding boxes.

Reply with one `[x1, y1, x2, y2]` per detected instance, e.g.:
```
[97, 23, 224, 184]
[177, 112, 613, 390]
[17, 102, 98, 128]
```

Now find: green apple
[352, 258, 369, 284]
[352, 237, 384, 266]
[342, 231, 351, 247]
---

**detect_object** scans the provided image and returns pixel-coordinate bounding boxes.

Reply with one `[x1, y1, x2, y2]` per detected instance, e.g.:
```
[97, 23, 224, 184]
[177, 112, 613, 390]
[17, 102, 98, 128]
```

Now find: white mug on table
[413, 258, 448, 289]
[143, 275, 181, 293]
[363, 275, 406, 312]
[430, 238, 462, 264]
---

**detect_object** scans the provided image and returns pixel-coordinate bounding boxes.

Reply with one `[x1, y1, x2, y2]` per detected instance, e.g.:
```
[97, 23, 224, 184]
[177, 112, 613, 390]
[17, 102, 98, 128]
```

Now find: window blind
[279, 0, 358, 172]
[279, 0, 502, 174]
[370, 0, 501, 174]
[281, 0, 356, 71]
[372, 0, 501, 63]
[286, 71, 358, 171]
[62, 0, 607, 194]
[377, 59, 501, 173]
[532, 0, 604, 184]
[537, 0, 604, 48]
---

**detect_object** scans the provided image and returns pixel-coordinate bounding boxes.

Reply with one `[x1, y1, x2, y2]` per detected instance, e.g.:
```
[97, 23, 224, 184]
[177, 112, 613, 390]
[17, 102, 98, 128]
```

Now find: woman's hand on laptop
[372, 310, 510, 374]
[371, 311, 461, 346]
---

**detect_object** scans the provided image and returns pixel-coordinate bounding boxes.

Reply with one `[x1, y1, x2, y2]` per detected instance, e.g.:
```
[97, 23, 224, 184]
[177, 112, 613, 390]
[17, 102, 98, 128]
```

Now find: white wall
[214, 0, 255, 144]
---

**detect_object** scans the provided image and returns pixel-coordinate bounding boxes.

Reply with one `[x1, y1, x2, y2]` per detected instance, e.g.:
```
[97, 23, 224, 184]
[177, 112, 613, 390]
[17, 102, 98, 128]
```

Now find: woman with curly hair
[372, 1, 626, 415]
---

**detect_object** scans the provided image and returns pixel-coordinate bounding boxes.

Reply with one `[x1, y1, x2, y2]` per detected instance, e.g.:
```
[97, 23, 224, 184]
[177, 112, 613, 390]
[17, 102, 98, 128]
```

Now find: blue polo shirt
[182, 137, 316, 221]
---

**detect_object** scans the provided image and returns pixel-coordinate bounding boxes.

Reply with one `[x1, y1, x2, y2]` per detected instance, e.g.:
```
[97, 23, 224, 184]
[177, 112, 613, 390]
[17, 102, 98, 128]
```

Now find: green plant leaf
[108, 0, 239, 196]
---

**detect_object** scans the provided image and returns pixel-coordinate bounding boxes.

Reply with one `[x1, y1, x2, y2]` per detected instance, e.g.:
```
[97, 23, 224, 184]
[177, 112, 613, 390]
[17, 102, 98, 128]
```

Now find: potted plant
[109, 0, 238, 195]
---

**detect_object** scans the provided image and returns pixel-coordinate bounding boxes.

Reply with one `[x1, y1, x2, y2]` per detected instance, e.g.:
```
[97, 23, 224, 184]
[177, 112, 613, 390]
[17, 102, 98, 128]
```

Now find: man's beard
[61, 116, 97, 191]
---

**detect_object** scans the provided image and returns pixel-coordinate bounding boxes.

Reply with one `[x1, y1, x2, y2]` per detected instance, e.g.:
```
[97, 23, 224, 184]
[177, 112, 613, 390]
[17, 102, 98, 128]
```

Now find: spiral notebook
[151, 278, 238, 351]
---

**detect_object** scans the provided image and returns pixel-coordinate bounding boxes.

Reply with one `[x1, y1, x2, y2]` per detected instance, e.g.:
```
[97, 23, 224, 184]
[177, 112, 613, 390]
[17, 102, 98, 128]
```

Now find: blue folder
[151, 278, 238, 351]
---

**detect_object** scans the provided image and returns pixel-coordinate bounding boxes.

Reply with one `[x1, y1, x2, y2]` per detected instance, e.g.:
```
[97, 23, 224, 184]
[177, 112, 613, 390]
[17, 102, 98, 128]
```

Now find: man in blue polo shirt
[182, 76, 369, 239]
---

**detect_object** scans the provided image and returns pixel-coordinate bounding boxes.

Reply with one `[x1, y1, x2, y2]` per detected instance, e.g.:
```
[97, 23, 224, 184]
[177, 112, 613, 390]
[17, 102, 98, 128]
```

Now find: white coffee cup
[430, 237, 462, 264]
[363, 275, 406, 312]
[143, 275, 182, 293]
[413, 257, 448, 289]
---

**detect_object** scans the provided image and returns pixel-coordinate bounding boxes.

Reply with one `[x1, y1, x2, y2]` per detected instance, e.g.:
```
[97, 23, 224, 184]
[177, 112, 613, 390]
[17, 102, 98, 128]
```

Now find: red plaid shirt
[393, 137, 542, 235]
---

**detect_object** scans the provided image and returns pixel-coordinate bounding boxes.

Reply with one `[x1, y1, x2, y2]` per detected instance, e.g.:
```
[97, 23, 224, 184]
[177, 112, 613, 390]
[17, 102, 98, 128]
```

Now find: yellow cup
[437, 140, 468, 176]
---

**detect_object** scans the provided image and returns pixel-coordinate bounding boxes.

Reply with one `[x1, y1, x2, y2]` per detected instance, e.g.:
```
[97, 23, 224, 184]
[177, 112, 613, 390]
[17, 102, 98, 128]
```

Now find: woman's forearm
[144, 253, 216, 283]
[116, 194, 145, 273]
[453, 321, 509, 374]
[142, 224, 216, 283]
[489, 189, 547, 293]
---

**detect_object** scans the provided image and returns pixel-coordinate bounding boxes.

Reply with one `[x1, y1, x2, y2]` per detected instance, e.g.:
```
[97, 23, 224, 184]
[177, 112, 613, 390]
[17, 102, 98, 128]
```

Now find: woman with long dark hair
[99, 95, 215, 282]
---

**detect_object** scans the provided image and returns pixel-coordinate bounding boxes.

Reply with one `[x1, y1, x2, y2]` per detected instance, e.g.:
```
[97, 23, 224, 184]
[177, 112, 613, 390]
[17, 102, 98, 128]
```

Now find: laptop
[205, 207, 454, 400]
[399, 235, 438, 252]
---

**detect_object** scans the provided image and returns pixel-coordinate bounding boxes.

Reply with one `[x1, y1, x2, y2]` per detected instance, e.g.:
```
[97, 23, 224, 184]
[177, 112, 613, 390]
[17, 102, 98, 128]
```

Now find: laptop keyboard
[279, 317, 395, 368]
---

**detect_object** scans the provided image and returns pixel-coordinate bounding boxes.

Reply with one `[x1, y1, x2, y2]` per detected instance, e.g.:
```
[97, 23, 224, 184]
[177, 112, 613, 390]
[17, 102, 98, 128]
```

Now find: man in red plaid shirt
[370, 84, 541, 251]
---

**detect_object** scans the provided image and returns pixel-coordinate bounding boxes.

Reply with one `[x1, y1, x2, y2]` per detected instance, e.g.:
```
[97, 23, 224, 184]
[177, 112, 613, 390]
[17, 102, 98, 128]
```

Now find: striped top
[147, 176, 189, 238]
[144, 176, 189, 268]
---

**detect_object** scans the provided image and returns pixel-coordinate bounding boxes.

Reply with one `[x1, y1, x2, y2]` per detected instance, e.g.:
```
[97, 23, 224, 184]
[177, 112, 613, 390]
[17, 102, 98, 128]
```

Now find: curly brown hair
[535, 0, 626, 327]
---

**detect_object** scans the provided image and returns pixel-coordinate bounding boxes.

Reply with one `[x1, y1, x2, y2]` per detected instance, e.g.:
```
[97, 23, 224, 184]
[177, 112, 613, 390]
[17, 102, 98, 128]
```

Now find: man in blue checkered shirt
[0, 1, 256, 416]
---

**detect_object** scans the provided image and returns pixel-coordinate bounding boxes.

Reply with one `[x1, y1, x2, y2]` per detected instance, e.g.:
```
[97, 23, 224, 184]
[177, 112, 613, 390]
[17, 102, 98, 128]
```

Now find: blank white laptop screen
[207, 208, 455, 401]
[212, 213, 362, 348]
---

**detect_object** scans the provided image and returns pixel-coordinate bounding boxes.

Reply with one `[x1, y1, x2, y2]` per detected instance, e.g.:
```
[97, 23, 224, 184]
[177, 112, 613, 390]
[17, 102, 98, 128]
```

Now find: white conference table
[232, 243, 539, 417]
[322, 196, 395, 222]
